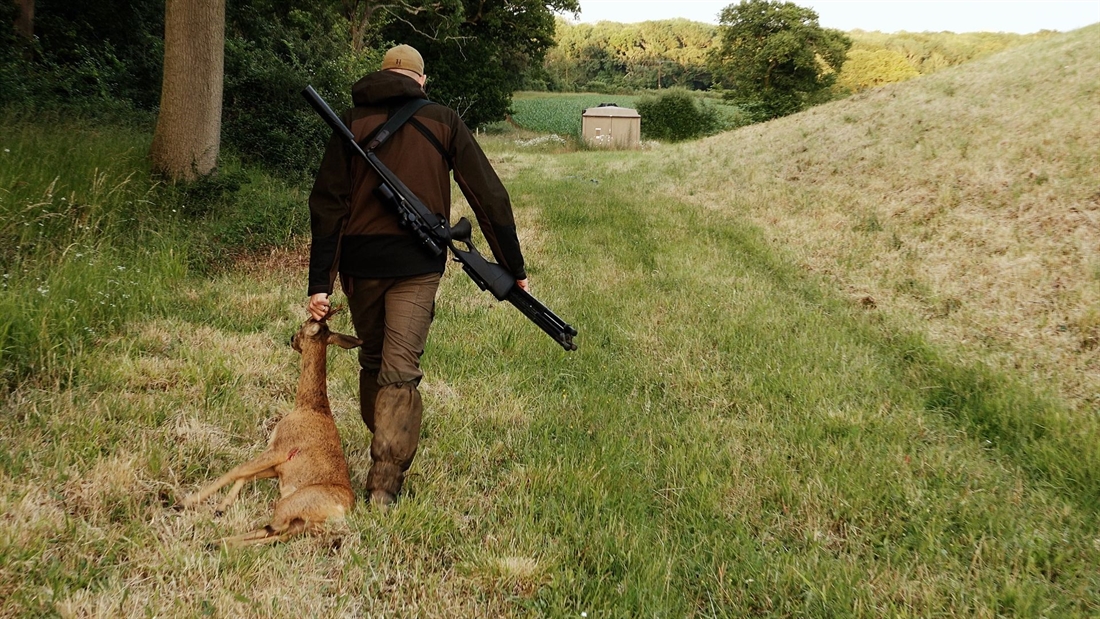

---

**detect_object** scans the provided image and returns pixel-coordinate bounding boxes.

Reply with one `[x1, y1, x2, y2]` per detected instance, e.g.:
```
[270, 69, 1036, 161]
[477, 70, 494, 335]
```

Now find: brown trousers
[345, 272, 440, 496]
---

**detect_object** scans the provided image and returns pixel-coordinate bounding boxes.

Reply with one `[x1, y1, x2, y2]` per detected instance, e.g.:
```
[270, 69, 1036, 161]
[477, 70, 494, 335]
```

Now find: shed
[581, 104, 641, 148]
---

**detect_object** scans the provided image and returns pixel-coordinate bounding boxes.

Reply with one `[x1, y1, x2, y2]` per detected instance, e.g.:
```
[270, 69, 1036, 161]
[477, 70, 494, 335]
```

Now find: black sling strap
[359, 98, 452, 166]
[364, 98, 432, 152]
[409, 118, 454, 169]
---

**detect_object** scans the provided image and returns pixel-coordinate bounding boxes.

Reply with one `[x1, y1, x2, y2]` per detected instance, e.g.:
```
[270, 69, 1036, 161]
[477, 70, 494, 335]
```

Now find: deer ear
[328, 332, 362, 349]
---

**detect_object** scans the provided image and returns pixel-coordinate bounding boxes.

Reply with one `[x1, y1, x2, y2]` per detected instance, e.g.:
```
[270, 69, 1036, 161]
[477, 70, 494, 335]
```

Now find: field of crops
[509, 92, 640, 136]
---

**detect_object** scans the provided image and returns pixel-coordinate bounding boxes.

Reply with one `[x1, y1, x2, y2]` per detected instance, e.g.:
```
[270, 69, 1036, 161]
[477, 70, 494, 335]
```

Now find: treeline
[532, 18, 717, 92]
[533, 18, 1059, 94]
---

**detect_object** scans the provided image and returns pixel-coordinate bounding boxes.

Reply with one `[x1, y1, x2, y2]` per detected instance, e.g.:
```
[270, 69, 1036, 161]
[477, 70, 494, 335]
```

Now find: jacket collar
[351, 70, 426, 106]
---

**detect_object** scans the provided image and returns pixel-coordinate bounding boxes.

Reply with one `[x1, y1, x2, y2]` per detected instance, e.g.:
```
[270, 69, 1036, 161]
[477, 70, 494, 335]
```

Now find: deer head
[291, 305, 363, 353]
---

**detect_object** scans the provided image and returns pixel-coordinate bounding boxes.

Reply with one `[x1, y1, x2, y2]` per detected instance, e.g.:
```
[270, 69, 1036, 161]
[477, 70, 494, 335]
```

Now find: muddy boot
[359, 368, 381, 432]
[365, 382, 423, 500]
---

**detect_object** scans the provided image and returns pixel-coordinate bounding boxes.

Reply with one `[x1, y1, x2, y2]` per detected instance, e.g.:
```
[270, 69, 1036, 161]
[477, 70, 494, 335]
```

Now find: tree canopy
[380, 0, 579, 128]
[709, 0, 850, 119]
[543, 18, 717, 92]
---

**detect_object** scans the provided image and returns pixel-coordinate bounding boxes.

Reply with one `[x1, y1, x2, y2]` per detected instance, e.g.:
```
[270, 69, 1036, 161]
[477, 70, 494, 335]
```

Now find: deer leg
[219, 484, 351, 547]
[219, 518, 310, 548]
[213, 466, 279, 516]
[213, 479, 246, 516]
[179, 450, 285, 509]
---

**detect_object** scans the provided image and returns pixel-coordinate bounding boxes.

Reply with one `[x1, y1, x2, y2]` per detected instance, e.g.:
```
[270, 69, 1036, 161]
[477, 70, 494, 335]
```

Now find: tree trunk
[15, 0, 33, 40]
[150, 0, 226, 181]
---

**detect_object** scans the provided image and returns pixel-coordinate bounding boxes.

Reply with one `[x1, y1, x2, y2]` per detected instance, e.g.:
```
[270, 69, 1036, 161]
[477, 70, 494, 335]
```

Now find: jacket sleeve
[450, 121, 527, 280]
[307, 127, 352, 296]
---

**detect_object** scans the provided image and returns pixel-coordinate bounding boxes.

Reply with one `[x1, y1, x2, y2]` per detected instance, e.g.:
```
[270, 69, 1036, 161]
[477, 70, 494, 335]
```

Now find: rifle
[302, 86, 577, 351]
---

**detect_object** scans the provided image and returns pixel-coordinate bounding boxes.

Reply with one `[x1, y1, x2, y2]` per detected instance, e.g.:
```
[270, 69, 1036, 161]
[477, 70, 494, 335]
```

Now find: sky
[560, 1, 1100, 34]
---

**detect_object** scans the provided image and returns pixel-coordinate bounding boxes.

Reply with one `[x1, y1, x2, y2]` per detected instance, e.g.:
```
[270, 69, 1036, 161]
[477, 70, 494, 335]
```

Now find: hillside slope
[673, 25, 1100, 412]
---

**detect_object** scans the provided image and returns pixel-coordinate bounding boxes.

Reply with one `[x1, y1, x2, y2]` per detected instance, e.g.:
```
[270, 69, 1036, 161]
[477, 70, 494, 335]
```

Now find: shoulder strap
[409, 117, 454, 169]
[365, 98, 432, 152]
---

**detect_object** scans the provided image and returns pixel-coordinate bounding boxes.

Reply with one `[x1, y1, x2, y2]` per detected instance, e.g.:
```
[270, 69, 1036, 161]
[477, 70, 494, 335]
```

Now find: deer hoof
[369, 490, 395, 509]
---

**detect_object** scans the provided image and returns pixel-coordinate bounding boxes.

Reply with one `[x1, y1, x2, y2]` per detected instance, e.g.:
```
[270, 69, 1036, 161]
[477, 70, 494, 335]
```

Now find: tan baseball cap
[381, 44, 424, 76]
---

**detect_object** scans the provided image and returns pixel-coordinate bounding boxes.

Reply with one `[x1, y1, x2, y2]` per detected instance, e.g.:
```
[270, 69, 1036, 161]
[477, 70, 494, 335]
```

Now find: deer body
[180, 313, 361, 547]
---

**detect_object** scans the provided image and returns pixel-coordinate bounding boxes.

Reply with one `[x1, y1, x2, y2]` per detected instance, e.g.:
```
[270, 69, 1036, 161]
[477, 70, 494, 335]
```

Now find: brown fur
[179, 308, 361, 547]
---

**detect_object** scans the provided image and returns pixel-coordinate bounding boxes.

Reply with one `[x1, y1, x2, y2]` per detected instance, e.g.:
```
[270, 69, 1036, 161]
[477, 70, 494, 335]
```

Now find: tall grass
[0, 117, 190, 386]
[0, 113, 307, 388]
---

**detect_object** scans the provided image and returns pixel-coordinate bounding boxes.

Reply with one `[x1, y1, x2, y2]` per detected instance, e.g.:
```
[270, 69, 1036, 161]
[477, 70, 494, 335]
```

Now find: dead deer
[179, 307, 361, 547]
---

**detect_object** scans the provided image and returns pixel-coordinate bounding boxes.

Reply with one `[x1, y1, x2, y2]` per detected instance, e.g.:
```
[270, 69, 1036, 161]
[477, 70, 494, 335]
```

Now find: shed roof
[582, 105, 640, 118]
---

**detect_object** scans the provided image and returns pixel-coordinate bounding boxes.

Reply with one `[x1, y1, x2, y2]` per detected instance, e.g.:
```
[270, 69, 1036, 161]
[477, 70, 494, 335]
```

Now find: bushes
[635, 89, 720, 142]
[221, 7, 380, 177]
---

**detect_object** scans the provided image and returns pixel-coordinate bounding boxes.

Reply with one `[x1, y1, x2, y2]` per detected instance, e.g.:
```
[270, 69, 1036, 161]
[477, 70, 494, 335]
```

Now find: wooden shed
[581, 104, 641, 148]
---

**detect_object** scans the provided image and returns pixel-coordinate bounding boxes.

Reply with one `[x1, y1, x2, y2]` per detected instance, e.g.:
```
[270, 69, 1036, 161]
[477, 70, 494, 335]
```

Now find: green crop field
[509, 92, 640, 136]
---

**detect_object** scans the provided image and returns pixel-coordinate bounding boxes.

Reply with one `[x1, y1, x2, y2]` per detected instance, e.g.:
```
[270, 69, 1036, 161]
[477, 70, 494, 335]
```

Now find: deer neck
[295, 346, 331, 412]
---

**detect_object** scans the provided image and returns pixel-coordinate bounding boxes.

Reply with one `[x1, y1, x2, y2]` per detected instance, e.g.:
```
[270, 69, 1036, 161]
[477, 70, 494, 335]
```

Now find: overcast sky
[561, 1, 1100, 33]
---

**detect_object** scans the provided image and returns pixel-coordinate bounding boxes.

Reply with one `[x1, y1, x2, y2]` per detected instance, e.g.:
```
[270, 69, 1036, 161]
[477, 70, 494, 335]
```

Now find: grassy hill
[671, 24, 1099, 417]
[1, 27, 1098, 618]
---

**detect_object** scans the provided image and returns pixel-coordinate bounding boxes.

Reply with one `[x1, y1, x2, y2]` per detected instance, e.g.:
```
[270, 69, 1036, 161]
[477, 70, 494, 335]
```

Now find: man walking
[306, 44, 528, 507]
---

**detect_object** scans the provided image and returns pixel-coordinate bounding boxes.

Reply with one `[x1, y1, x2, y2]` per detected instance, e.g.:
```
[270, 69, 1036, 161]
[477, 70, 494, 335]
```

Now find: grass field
[1, 26, 1099, 617]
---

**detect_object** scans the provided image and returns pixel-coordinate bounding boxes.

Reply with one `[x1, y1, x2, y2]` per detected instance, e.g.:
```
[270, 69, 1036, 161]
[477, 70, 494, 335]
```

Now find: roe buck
[179, 307, 361, 547]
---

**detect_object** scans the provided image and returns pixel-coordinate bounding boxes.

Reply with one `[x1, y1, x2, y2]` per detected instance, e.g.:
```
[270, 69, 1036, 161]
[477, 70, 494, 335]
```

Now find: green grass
[0, 115, 190, 387]
[2, 29, 1100, 617]
[0, 114, 311, 389]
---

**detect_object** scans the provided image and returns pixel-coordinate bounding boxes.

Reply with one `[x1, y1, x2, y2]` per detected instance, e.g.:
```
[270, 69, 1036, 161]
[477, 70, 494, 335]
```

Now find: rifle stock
[302, 85, 577, 351]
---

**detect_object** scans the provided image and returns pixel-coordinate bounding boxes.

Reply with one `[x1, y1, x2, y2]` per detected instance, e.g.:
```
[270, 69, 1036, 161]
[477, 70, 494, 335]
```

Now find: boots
[364, 382, 423, 500]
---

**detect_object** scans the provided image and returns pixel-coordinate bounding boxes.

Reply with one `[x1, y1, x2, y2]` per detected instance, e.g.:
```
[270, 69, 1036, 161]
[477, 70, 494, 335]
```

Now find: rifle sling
[365, 98, 432, 151]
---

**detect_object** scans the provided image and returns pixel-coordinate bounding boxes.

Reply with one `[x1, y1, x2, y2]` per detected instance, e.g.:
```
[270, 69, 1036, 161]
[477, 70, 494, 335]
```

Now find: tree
[380, 0, 579, 128]
[15, 0, 32, 39]
[710, 0, 850, 120]
[150, 0, 226, 181]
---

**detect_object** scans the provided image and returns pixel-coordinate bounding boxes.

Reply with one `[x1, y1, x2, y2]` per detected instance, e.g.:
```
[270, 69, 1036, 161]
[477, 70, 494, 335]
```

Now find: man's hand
[308, 293, 330, 321]
[516, 278, 529, 292]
